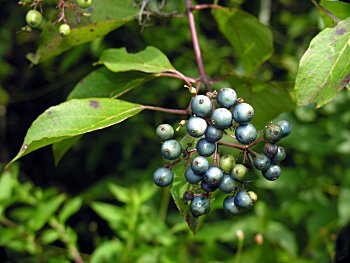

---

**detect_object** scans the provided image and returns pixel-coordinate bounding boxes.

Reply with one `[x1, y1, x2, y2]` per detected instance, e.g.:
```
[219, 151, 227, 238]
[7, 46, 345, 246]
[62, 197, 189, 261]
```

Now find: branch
[191, 4, 227, 11]
[310, 0, 340, 24]
[185, 0, 211, 91]
[143, 105, 189, 115]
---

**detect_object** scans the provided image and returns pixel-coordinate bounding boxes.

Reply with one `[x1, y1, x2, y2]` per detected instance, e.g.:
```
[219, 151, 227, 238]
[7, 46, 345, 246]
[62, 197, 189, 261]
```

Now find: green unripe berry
[231, 164, 248, 181]
[59, 24, 71, 37]
[76, 0, 92, 8]
[219, 154, 236, 173]
[26, 10, 43, 29]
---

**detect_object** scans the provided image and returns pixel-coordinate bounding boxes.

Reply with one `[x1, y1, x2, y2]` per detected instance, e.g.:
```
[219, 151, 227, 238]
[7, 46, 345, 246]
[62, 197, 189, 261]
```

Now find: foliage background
[0, 0, 349, 262]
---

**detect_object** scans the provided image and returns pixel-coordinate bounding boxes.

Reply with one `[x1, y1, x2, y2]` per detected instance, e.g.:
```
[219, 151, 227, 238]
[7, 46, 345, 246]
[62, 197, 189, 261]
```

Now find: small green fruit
[59, 24, 71, 37]
[219, 154, 236, 173]
[76, 0, 92, 8]
[26, 9, 43, 28]
[231, 164, 248, 181]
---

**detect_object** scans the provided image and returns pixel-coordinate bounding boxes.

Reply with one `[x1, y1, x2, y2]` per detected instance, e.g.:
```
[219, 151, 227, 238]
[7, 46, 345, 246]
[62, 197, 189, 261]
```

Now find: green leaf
[52, 135, 82, 166]
[108, 184, 131, 203]
[212, 8, 273, 75]
[97, 46, 176, 73]
[8, 98, 144, 166]
[170, 135, 199, 234]
[338, 188, 350, 227]
[91, 202, 124, 228]
[295, 18, 350, 108]
[228, 78, 295, 129]
[67, 68, 151, 100]
[27, 0, 138, 64]
[266, 221, 298, 257]
[320, 0, 350, 27]
[58, 197, 83, 224]
[28, 194, 66, 231]
[91, 240, 123, 263]
[40, 229, 60, 245]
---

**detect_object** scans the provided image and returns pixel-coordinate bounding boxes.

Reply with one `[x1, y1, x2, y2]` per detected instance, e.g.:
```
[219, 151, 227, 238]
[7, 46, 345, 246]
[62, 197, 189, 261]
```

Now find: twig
[185, 0, 211, 91]
[310, 0, 340, 24]
[143, 105, 189, 115]
[191, 4, 227, 11]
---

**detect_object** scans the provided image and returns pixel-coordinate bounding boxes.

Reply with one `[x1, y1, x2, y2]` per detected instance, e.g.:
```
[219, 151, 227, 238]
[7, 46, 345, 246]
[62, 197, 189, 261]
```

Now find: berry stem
[310, 0, 340, 23]
[247, 136, 264, 148]
[191, 4, 227, 11]
[143, 105, 189, 115]
[185, 0, 211, 91]
[157, 72, 197, 87]
[217, 141, 258, 156]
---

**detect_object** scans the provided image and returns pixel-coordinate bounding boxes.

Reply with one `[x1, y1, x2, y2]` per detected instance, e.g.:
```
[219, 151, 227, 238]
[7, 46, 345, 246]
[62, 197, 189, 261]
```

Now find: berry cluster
[20, 0, 92, 36]
[153, 87, 291, 218]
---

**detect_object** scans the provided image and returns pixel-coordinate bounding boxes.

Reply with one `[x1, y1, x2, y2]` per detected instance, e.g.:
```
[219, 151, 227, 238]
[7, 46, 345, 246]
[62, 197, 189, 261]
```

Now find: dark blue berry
[233, 103, 254, 124]
[191, 156, 209, 175]
[211, 108, 233, 129]
[191, 95, 212, 117]
[263, 143, 278, 158]
[223, 196, 240, 214]
[205, 125, 224, 142]
[235, 123, 257, 145]
[217, 88, 237, 108]
[201, 181, 218, 192]
[190, 196, 210, 217]
[234, 191, 253, 208]
[262, 165, 281, 181]
[219, 174, 236, 193]
[196, 138, 216, 157]
[264, 124, 282, 143]
[185, 168, 202, 184]
[204, 166, 224, 187]
[161, 139, 182, 160]
[271, 146, 286, 164]
[277, 120, 292, 138]
[153, 167, 173, 187]
[253, 153, 271, 171]
[156, 124, 174, 140]
[186, 117, 208, 138]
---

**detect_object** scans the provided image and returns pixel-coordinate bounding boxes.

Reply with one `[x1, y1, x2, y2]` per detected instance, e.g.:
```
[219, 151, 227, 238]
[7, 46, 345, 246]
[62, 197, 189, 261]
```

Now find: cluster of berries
[21, 0, 92, 36]
[153, 87, 291, 218]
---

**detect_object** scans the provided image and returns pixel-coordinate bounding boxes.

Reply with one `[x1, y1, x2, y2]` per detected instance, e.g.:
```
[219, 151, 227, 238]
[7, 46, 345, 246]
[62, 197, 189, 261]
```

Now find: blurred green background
[0, 0, 350, 262]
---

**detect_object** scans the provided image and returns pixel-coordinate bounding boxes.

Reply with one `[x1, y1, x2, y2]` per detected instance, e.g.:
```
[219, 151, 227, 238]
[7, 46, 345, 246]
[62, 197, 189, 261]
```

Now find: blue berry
[263, 143, 278, 158]
[186, 117, 208, 138]
[191, 156, 209, 175]
[191, 95, 212, 118]
[196, 138, 216, 157]
[161, 139, 182, 160]
[190, 196, 210, 217]
[205, 125, 224, 142]
[234, 191, 253, 208]
[153, 167, 173, 187]
[156, 124, 174, 140]
[277, 120, 292, 138]
[211, 108, 233, 129]
[185, 168, 202, 184]
[262, 165, 281, 181]
[204, 166, 223, 187]
[233, 103, 254, 124]
[235, 123, 257, 145]
[223, 196, 240, 215]
[253, 153, 271, 171]
[219, 174, 236, 193]
[271, 146, 286, 164]
[201, 181, 218, 192]
[217, 88, 237, 108]
[264, 124, 282, 143]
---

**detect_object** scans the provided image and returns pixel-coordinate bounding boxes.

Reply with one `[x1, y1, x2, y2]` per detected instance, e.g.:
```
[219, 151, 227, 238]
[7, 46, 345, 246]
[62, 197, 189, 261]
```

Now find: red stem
[143, 105, 188, 115]
[185, 0, 211, 91]
[191, 4, 227, 11]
